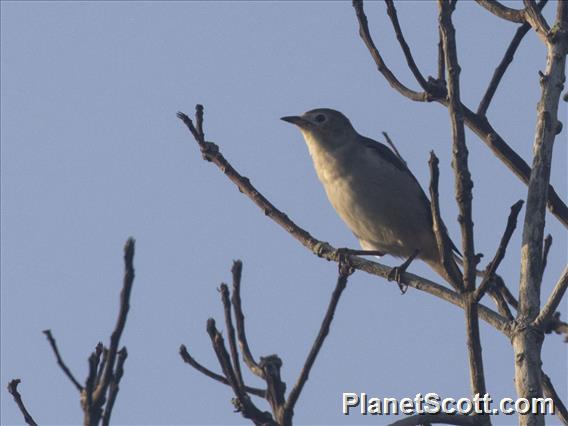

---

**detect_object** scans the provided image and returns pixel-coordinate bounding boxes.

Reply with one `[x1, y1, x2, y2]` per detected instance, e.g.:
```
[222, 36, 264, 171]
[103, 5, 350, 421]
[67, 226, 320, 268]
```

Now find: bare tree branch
[475, 200, 524, 302]
[518, 0, 567, 321]
[475, 0, 525, 23]
[495, 276, 519, 311]
[7, 380, 38, 426]
[83, 348, 99, 424]
[439, 2, 487, 412]
[351, 1, 568, 228]
[179, 345, 266, 398]
[92, 238, 135, 408]
[523, 0, 550, 41]
[477, 1, 547, 116]
[42, 329, 83, 392]
[94, 343, 107, 387]
[352, 1, 433, 102]
[542, 372, 568, 424]
[220, 284, 244, 388]
[535, 266, 568, 329]
[461, 107, 568, 228]
[513, 2, 567, 423]
[206, 318, 274, 425]
[541, 234, 553, 278]
[384, 0, 430, 91]
[438, 28, 446, 83]
[101, 347, 127, 426]
[284, 266, 352, 418]
[428, 151, 464, 292]
[231, 260, 265, 379]
[439, 0, 476, 292]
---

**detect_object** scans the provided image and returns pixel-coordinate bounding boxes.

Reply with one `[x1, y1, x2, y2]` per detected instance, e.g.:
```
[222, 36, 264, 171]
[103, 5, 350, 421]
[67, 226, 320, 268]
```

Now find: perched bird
[281, 108, 459, 285]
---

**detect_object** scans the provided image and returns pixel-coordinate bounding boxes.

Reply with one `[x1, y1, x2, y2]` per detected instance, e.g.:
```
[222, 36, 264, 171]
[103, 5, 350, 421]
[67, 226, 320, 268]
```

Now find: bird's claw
[336, 248, 355, 276]
[388, 267, 408, 294]
[387, 250, 420, 295]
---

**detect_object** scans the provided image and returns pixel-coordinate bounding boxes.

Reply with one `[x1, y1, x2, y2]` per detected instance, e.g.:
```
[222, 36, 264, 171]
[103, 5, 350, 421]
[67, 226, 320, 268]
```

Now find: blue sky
[1, 1, 566, 425]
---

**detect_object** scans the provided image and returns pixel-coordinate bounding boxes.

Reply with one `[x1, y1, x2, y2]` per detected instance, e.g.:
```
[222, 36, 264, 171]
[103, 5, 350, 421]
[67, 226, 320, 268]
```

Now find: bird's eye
[314, 114, 326, 123]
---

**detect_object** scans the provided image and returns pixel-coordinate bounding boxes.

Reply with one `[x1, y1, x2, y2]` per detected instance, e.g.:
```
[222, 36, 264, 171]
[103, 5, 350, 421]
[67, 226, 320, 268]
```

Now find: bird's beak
[281, 115, 310, 128]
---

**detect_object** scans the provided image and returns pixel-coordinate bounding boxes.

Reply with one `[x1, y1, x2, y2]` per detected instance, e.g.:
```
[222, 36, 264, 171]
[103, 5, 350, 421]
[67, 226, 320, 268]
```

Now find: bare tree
[176, 1, 567, 425]
[7, 2, 566, 425]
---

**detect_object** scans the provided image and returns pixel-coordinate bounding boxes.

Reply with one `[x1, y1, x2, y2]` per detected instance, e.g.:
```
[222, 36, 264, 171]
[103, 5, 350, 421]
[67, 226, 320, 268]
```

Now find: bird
[281, 108, 460, 287]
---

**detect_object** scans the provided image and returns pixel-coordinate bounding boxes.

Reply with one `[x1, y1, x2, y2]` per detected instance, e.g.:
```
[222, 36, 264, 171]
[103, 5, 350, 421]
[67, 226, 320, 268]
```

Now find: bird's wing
[360, 136, 408, 172]
[359, 135, 462, 257]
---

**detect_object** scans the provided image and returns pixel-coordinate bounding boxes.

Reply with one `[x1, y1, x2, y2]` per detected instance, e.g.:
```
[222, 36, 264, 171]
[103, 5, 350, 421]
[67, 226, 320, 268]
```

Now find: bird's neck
[302, 132, 355, 185]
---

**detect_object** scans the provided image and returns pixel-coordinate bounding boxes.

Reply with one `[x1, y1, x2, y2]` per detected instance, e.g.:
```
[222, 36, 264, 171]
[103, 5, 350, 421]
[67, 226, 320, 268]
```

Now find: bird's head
[281, 108, 356, 149]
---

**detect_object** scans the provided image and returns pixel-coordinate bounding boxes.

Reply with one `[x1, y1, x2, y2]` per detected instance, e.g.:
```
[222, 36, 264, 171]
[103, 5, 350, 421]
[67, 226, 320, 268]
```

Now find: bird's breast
[307, 142, 436, 259]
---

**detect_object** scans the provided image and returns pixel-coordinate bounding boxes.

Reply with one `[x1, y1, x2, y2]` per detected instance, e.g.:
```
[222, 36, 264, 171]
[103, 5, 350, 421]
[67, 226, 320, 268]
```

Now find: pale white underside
[302, 130, 439, 263]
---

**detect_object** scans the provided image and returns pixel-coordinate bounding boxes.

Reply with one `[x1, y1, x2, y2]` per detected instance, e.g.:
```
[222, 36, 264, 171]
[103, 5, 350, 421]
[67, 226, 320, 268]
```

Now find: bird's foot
[335, 248, 385, 275]
[387, 250, 420, 294]
[336, 248, 355, 275]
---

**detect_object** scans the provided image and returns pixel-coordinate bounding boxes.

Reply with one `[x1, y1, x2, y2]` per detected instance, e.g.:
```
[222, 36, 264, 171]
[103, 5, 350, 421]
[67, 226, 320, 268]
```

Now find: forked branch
[180, 261, 352, 425]
[475, 200, 524, 302]
[352, 0, 568, 228]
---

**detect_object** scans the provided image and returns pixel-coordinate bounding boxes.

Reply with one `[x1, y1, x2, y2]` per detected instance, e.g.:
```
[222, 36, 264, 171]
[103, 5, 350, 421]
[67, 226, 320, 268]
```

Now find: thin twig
[352, 1, 432, 102]
[42, 329, 83, 392]
[206, 319, 273, 424]
[428, 151, 464, 292]
[94, 343, 106, 386]
[382, 131, 406, 166]
[542, 372, 568, 424]
[179, 345, 266, 397]
[475, 200, 524, 301]
[534, 266, 568, 329]
[495, 276, 519, 310]
[384, 0, 430, 91]
[284, 268, 351, 417]
[90, 343, 104, 381]
[92, 238, 135, 405]
[230, 261, 264, 378]
[206, 319, 244, 399]
[478, 0, 548, 116]
[220, 284, 244, 388]
[487, 283, 515, 320]
[101, 347, 127, 426]
[438, 28, 446, 83]
[541, 234, 552, 278]
[7, 380, 38, 426]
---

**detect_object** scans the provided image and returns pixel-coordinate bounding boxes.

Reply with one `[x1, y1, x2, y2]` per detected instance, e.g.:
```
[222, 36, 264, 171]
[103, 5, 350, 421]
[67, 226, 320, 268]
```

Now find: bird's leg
[388, 249, 420, 294]
[336, 248, 353, 274]
[339, 249, 385, 257]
